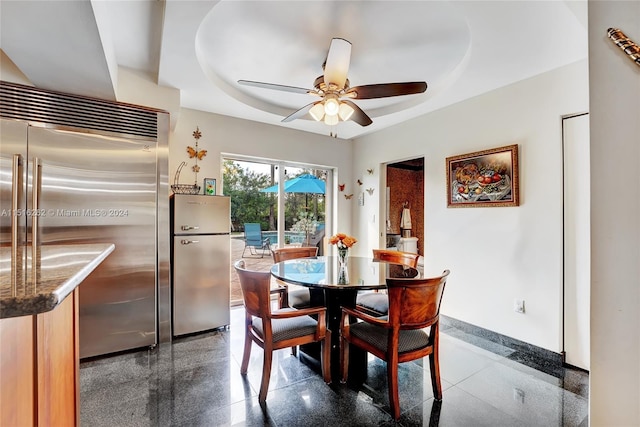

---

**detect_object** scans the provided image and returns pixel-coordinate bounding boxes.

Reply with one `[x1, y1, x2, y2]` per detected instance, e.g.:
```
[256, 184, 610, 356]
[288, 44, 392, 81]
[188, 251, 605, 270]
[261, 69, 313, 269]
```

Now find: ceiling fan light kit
[324, 113, 339, 126]
[323, 94, 340, 116]
[338, 102, 354, 121]
[309, 103, 325, 121]
[238, 37, 427, 130]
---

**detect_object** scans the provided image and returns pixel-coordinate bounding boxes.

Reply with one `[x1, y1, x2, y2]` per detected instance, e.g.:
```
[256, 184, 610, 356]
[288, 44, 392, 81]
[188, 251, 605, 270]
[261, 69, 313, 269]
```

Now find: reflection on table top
[270, 256, 420, 290]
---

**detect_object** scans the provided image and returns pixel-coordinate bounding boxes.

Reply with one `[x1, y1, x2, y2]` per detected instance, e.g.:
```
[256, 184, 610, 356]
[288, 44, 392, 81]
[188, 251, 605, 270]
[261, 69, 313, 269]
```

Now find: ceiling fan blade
[346, 82, 427, 99]
[282, 101, 321, 123]
[324, 38, 351, 89]
[238, 80, 312, 95]
[341, 100, 373, 127]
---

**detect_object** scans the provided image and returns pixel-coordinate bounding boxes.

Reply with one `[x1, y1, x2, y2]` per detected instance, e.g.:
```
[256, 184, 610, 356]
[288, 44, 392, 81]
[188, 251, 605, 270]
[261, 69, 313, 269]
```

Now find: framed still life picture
[203, 178, 216, 196]
[446, 144, 519, 208]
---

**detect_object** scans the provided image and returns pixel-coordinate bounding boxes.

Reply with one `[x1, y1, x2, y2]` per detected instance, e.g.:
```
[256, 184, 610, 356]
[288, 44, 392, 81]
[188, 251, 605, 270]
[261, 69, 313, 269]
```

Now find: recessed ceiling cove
[195, 1, 470, 122]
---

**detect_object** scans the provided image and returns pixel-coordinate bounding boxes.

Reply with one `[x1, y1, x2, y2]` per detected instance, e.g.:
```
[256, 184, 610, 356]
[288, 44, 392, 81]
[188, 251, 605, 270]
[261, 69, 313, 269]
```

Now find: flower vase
[338, 264, 348, 285]
[337, 246, 348, 266]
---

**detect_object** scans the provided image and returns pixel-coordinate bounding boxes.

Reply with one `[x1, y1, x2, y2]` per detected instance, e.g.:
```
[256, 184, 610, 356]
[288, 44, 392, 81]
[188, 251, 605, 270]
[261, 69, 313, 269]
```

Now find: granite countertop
[0, 243, 115, 319]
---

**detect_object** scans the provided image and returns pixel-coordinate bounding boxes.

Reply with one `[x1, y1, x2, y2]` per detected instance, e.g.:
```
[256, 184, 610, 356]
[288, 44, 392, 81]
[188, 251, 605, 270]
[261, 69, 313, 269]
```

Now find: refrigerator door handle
[31, 157, 42, 285]
[180, 239, 200, 245]
[11, 154, 23, 293]
[181, 225, 200, 231]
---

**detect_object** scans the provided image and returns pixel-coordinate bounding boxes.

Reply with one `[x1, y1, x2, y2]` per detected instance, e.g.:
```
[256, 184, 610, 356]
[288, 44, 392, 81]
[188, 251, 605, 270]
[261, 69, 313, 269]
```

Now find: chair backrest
[271, 246, 318, 263]
[244, 223, 264, 245]
[372, 249, 420, 268]
[386, 270, 450, 329]
[233, 260, 272, 318]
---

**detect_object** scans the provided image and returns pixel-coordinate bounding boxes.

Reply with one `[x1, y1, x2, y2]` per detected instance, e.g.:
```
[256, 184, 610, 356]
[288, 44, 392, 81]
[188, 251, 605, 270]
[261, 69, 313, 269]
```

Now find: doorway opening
[383, 158, 424, 256]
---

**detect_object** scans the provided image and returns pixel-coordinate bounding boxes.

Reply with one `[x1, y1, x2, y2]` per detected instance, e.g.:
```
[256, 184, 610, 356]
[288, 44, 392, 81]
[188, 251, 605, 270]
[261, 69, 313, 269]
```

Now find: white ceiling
[0, 1, 587, 140]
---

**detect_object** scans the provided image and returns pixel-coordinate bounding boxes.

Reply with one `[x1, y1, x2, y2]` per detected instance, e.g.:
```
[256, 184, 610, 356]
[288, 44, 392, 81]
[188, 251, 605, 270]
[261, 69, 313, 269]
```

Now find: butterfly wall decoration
[366, 188, 374, 195]
[357, 179, 363, 186]
[187, 126, 207, 176]
[338, 183, 345, 192]
[344, 194, 354, 200]
[367, 169, 373, 175]
[187, 146, 207, 160]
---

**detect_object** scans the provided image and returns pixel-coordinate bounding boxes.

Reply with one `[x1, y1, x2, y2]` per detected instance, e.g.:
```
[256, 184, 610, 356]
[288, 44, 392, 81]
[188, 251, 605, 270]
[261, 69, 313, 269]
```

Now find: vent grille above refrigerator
[0, 81, 158, 139]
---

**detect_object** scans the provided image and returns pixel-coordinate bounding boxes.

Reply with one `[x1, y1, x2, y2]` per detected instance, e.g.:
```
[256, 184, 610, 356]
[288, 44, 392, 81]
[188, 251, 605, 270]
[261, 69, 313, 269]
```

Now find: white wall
[588, 1, 640, 424]
[352, 60, 589, 353]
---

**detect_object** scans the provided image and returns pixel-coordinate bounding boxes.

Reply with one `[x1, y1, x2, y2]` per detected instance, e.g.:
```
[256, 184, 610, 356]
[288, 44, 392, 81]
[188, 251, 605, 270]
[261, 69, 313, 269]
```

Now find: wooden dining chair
[271, 246, 319, 309]
[372, 249, 420, 267]
[340, 270, 450, 420]
[234, 260, 331, 402]
[355, 249, 421, 317]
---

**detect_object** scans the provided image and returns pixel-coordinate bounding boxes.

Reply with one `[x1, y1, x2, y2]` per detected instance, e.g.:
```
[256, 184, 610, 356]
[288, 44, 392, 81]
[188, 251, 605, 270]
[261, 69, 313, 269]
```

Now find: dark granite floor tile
[347, 357, 455, 419]
[80, 307, 589, 426]
[455, 362, 588, 426]
[498, 355, 590, 399]
[180, 398, 276, 427]
[561, 367, 590, 399]
[80, 349, 155, 394]
[262, 376, 397, 426]
[401, 387, 525, 427]
[438, 334, 501, 385]
[239, 347, 324, 396]
[81, 380, 158, 427]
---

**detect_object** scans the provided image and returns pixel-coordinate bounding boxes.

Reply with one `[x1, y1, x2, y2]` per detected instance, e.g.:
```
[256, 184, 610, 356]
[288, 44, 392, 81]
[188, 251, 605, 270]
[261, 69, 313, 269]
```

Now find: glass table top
[270, 256, 420, 290]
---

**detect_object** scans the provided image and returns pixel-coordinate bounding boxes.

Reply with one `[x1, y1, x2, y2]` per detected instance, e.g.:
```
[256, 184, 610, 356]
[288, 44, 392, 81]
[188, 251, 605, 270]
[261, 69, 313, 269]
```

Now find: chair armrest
[272, 306, 325, 319]
[270, 286, 286, 295]
[342, 306, 390, 327]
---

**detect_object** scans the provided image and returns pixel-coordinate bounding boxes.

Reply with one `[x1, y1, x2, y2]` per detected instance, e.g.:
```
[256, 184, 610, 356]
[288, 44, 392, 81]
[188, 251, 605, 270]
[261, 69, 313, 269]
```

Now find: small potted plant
[291, 212, 318, 246]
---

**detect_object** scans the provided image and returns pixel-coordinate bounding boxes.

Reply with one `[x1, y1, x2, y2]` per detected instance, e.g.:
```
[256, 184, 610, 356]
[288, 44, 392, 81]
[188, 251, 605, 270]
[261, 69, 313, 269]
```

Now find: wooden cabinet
[0, 289, 79, 426]
[0, 311, 35, 426]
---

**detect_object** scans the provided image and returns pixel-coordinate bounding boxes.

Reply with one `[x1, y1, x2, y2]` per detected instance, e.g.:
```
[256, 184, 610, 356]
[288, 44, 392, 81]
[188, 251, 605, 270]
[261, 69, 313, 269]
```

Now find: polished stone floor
[80, 307, 589, 426]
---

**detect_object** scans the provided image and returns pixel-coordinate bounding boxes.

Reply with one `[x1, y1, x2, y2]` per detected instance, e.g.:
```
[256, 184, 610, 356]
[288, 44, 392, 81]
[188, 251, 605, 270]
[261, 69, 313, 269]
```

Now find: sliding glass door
[222, 157, 329, 305]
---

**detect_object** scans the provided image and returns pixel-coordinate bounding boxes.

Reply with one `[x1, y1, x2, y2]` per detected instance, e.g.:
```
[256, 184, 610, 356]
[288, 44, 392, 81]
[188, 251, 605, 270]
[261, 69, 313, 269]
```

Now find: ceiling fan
[238, 38, 427, 127]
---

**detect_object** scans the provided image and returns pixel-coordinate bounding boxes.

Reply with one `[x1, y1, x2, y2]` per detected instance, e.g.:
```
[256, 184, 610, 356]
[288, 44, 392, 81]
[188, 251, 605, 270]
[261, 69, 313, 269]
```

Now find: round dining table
[270, 255, 419, 381]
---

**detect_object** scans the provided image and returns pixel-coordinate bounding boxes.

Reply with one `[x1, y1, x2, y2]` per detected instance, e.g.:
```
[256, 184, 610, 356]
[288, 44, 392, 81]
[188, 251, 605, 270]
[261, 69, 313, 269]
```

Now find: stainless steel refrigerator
[0, 82, 171, 358]
[171, 194, 230, 336]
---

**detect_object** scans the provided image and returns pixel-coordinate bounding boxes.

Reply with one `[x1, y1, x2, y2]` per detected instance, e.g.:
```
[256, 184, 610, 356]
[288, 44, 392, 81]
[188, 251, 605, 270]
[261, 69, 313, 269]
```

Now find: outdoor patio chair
[242, 223, 271, 258]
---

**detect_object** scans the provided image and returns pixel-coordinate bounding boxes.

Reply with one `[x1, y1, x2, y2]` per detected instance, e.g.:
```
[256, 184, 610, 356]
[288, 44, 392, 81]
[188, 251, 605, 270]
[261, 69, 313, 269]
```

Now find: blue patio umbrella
[261, 174, 325, 245]
[260, 174, 326, 194]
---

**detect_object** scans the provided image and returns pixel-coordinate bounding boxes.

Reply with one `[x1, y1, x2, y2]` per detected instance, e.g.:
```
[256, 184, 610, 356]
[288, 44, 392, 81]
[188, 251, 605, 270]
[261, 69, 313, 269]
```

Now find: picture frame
[203, 178, 216, 196]
[446, 144, 519, 208]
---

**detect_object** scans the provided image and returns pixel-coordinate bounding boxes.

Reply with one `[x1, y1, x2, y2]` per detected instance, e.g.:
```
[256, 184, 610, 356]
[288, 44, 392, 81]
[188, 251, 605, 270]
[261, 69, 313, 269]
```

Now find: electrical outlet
[514, 299, 525, 313]
[513, 388, 525, 403]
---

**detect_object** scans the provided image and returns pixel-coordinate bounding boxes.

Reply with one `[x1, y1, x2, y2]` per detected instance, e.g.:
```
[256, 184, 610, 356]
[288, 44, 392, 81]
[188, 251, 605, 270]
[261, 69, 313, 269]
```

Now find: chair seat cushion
[289, 288, 311, 308]
[253, 312, 318, 342]
[350, 322, 430, 353]
[356, 292, 389, 316]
